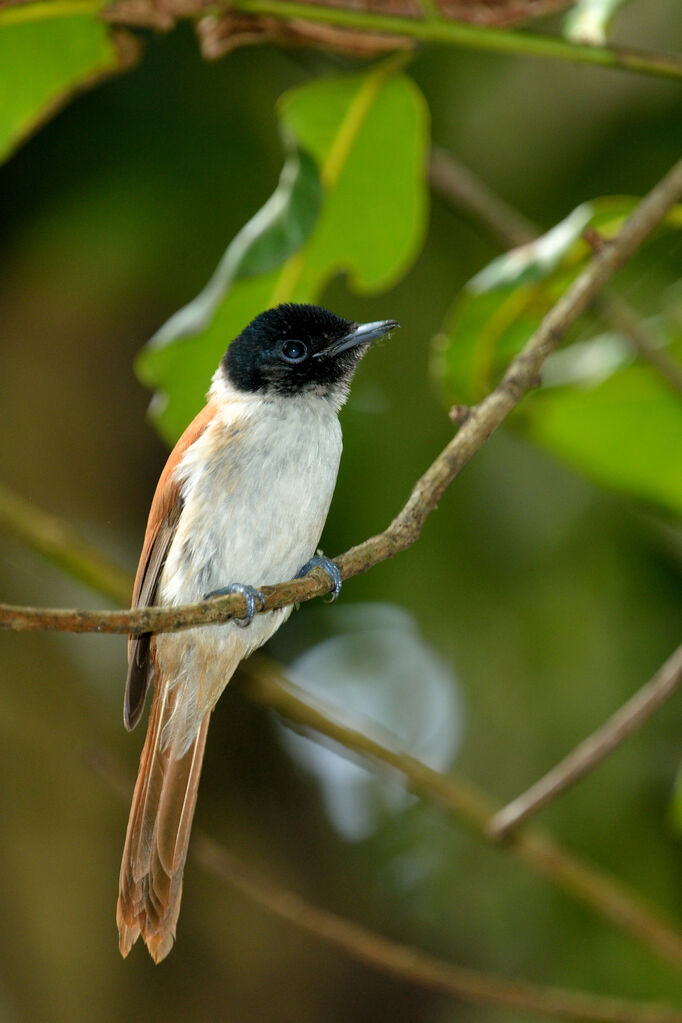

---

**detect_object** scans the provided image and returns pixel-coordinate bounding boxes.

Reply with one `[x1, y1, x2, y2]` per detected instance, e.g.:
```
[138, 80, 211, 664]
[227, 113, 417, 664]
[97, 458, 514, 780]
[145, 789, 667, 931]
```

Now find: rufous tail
[117, 687, 210, 963]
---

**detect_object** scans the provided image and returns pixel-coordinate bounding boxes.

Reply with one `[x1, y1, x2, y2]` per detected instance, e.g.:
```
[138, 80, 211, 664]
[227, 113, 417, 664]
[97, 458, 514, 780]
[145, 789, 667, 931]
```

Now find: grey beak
[313, 319, 400, 358]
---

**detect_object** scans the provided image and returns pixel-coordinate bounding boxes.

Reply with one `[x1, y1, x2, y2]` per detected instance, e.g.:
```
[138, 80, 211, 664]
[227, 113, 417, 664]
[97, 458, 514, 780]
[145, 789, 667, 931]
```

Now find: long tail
[117, 685, 211, 963]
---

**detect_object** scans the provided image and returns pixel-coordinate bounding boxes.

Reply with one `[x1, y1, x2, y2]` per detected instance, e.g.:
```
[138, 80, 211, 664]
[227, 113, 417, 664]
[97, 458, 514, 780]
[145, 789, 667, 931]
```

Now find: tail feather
[117, 686, 211, 963]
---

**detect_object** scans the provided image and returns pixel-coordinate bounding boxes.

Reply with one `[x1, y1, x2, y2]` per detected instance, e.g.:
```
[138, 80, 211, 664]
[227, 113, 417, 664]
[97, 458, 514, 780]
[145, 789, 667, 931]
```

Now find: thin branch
[92, 750, 682, 1023]
[489, 642, 682, 839]
[429, 145, 537, 248]
[240, 657, 682, 972]
[3, 153, 682, 637]
[226, 0, 682, 81]
[197, 835, 682, 1023]
[2, 0, 682, 81]
[0, 483, 133, 606]
[4, 486, 682, 969]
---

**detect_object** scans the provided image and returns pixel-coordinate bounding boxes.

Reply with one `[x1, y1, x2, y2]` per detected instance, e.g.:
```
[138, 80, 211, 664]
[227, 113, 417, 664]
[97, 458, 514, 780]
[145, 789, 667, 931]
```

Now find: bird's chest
[161, 399, 343, 602]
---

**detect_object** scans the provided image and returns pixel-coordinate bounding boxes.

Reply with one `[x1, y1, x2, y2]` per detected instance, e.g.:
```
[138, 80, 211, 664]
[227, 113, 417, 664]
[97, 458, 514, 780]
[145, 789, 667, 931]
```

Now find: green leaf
[433, 197, 682, 405]
[138, 61, 428, 443]
[0, 6, 133, 163]
[670, 765, 682, 837]
[522, 359, 682, 517]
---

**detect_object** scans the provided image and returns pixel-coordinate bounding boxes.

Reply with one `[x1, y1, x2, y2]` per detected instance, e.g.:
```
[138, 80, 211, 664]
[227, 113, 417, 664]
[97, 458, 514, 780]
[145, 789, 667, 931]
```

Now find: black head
[221, 303, 399, 400]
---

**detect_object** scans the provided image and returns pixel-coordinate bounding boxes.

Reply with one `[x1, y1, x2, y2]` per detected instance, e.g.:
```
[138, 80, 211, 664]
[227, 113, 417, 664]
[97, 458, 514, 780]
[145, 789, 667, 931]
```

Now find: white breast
[155, 385, 343, 753]
[162, 389, 342, 602]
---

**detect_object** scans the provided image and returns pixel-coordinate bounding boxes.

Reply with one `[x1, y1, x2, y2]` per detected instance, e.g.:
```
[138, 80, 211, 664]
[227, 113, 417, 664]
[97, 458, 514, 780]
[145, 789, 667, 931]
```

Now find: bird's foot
[296, 555, 342, 603]
[203, 583, 266, 627]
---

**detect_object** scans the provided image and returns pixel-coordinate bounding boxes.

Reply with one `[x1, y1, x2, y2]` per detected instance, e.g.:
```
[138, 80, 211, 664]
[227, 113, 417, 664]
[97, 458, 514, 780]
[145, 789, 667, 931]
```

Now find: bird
[116, 302, 399, 962]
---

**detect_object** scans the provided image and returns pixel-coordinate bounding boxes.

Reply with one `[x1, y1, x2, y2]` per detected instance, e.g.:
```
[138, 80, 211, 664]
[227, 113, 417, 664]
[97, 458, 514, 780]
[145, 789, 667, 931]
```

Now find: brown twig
[3, 485, 682, 969]
[429, 145, 536, 248]
[3, 154, 682, 637]
[0, 483, 133, 606]
[489, 642, 682, 838]
[91, 749, 682, 1023]
[241, 657, 682, 971]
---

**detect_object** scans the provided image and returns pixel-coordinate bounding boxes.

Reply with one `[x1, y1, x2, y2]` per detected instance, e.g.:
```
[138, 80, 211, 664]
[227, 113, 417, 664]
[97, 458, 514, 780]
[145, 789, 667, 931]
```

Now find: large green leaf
[138, 61, 428, 443]
[522, 357, 682, 516]
[0, 7, 133, 163]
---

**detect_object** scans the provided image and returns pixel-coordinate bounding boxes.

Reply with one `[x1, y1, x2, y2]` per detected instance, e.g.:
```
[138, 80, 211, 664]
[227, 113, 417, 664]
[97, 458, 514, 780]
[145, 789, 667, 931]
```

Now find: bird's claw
[296, 555, 343, 603]
[203, 583, 266, 627]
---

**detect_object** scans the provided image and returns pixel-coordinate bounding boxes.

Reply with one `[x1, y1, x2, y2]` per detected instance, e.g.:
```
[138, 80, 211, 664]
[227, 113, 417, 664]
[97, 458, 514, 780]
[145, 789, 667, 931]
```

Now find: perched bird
[117, 302, 398, 962]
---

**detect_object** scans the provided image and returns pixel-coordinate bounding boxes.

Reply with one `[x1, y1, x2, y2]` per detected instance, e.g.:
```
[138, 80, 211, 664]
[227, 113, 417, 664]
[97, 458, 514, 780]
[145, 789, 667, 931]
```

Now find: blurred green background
[1, 4, 682, 1021]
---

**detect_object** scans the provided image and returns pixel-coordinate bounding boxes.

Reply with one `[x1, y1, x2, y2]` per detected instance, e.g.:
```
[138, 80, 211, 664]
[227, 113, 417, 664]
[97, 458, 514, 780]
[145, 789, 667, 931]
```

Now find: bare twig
[197, 835, 682, 1023]
[3, 154, 682, 637]
[429, 145, 536, 248]
[489, 642, 682, 838]
[241, 658, 682, 971]
[91, 750, 682, 1023]
[0, 483, 133, 606]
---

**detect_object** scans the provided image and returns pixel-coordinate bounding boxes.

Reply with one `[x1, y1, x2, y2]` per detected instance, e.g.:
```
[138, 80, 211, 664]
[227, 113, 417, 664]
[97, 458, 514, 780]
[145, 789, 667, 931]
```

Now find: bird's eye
[281, 339, 308, 364]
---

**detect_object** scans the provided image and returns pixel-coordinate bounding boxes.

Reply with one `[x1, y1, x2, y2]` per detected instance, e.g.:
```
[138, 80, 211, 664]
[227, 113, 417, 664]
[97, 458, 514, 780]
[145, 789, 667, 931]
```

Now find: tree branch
[488, 642, 682, 838]
[3, 484, 682, 969]
[240, 657, 682, 972]
[429, 150, 682, 400]
[227, 0, 682, 81]
[92, 750, 682, 1023]
[3, 153, 682, 637]
[3, 0, 682, 81]
[0, 483, 133, 606]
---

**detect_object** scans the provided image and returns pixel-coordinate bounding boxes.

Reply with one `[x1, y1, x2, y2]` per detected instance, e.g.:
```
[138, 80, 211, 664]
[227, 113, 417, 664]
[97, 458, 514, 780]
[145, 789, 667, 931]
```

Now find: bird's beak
[313, 319, 400, 359]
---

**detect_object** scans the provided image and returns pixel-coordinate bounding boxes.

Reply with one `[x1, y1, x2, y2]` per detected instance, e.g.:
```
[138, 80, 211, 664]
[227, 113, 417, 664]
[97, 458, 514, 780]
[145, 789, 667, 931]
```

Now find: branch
[489, 642, 682, 838]
[429, 150, 682, 400]
[240, 657, 682, 972]
[429, 145, 537, 248]
[93, 751, 682, 1023]
[0, 483, 133, 606]
[227, 0, 682, 81]
[3, 484, 682, 969]
[3, 0, 682, 81]
[4, 153, 682, 637]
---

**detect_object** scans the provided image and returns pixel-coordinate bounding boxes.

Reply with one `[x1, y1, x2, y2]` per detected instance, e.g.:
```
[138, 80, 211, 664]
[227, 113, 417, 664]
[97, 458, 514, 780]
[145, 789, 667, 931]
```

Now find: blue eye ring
[281, 339, 308, 364]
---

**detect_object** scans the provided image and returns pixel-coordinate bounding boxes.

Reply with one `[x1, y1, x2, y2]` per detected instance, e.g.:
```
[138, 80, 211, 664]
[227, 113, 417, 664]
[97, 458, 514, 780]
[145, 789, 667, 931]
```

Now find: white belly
[155, 392, 342, 752]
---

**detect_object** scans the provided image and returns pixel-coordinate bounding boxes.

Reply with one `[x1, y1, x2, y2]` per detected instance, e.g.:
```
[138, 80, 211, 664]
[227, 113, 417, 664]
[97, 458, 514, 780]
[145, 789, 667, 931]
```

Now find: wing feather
[123, 403, 218, 730]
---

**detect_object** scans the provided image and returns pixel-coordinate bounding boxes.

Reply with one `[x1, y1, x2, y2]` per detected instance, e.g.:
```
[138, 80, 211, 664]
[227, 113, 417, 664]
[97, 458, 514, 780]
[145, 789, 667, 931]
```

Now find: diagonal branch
[222, 0, 682, 81]
[240, 657, 682, 972]
[3, 153, 682, 637]
[428, 148, 682, 400]
[489, 642, 682, 838]
[92, 750, 682, 1023]
[3, 483, 682, 969]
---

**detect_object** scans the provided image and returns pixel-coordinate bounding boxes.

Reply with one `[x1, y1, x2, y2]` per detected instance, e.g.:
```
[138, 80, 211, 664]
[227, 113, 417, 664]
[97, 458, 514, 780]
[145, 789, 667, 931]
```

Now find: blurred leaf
[522, 356, 682, 517]
[0, 9, 135, 163]
[138, 60, 428, 442]
[564, 0, 632, 45]
[434, 199, 682, 517]
[434, 197, 682, 405]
